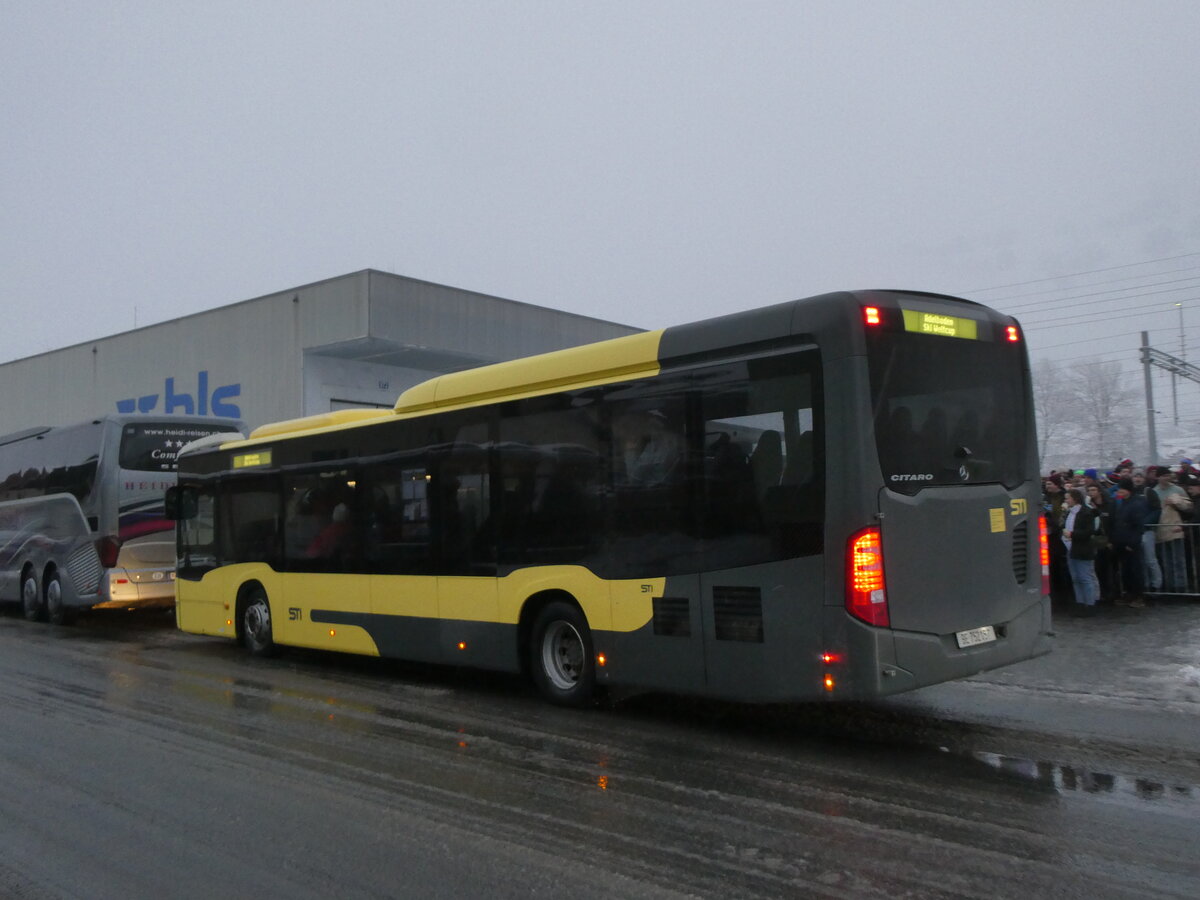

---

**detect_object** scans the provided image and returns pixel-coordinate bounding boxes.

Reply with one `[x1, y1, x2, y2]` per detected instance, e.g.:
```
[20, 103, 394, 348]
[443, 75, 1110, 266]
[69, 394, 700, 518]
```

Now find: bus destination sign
[901, 309, 978, 340]
[233, 450, 272, 469]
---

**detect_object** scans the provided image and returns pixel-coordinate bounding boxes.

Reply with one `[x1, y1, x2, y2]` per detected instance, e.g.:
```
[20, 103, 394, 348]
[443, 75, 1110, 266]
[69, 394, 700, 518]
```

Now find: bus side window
[220, 476, 280, 567]
[361, 463, 433, 575]
[282, 469, 356, 572]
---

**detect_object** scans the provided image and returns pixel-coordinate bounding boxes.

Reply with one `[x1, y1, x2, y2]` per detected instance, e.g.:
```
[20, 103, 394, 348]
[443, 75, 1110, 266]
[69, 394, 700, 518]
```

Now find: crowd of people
[1043, 458, 1200, 614]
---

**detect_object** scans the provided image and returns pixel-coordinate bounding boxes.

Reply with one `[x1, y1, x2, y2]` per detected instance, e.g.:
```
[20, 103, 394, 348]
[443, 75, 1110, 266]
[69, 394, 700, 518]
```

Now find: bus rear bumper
[873, 596, 1053, 697]
[92, 569, 177, 610]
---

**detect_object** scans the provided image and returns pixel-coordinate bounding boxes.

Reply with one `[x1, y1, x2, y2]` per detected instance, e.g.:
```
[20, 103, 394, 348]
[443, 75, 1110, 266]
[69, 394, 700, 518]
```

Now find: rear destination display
[902, 309, 978, 340]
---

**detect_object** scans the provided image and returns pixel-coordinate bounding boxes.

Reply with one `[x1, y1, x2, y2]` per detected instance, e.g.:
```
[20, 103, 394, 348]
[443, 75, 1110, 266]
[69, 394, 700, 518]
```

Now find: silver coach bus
[0, 414, 243, 623]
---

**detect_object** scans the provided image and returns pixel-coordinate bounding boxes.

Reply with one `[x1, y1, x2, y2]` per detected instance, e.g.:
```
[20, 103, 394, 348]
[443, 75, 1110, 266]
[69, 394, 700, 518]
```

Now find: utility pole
[1172, 302, 1185, 425]
[1142, 331, 1158, 462]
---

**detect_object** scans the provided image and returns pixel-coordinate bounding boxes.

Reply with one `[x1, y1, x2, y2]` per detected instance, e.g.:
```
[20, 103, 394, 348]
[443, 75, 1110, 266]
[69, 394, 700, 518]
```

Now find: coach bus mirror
[165, 486, 197, 521]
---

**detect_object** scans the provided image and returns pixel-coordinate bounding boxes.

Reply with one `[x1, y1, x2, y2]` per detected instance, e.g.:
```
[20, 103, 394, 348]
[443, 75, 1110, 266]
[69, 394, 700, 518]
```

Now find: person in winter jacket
[1112, 478, 1150, 607]
[1152, 467, 1193, 593]
[1062, 489, 1101, 613]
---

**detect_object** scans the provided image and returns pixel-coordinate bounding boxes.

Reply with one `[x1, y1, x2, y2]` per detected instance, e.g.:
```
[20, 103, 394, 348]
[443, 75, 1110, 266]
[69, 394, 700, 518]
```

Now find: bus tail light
[846, 526, 889, 627]
[1006, 324, 1021, 342]
[95, 535, 122, 568]
[1038, 515, 1050, 597]
[863, 306, 882, 327]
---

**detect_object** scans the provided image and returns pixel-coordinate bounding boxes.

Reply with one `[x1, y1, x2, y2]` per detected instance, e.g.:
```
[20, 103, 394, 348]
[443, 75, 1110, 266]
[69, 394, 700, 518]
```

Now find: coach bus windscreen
[120, 423, 240, 473]
[867, 312, 1028, 494]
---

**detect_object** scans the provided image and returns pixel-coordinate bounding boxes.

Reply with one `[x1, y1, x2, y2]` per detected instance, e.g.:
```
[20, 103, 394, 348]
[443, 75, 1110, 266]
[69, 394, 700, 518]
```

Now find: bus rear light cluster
[1006, 324, 1021, 342]
[863, 306, 882, 327]
[94, 535, 122, 569]
[1038, 515, 1051, 597]
[846, 526, 890, 627]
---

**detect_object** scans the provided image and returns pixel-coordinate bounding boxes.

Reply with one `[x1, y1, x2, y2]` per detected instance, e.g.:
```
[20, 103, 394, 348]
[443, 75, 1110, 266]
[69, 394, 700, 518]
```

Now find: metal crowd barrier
[1142, 521, 1200, 598]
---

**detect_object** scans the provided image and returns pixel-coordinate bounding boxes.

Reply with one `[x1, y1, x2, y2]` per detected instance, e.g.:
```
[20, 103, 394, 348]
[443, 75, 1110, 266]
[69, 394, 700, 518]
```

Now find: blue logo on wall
[117, 370, 242, 418]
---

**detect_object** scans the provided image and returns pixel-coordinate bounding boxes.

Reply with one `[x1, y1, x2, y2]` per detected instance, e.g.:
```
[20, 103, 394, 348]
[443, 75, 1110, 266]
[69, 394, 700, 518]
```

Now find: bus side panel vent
[652, 596, 691, 637]
[67, 543, 103, 594]
[1011, 520, 1029, 583]
[713, 586, 764, 643]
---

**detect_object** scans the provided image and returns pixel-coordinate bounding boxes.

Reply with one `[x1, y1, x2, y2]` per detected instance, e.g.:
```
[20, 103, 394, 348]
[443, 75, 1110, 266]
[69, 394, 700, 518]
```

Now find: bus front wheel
[530, 601, 596, 707]
[21, 570, 44, 622]
[242, 588, 276, 657]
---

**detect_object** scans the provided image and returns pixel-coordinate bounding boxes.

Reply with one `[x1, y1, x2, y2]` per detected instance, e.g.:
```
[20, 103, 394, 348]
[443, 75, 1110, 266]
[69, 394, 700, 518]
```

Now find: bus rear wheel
[530, 601, 596, 707]
[21, 570, 44, 622]
[242, 588, 276, 657]
[45, 571, 75, 626]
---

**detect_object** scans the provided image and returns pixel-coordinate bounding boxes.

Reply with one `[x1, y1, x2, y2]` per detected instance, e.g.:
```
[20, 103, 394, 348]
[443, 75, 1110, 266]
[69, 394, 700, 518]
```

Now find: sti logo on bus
[116, 370, 241, 418]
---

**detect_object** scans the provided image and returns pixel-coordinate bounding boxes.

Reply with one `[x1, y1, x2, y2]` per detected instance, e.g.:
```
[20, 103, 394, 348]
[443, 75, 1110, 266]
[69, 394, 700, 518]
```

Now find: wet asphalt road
[1, 608, 1198, 899]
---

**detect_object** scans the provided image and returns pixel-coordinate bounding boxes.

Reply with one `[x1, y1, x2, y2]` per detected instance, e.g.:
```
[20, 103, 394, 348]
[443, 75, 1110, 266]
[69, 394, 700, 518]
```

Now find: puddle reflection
[971, 751, 1196, 803]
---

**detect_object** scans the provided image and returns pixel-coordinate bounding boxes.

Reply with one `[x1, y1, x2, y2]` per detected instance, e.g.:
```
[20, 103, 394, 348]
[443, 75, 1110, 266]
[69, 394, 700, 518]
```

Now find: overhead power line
[969, 264, 1200, 305]
[967, 251, 1200, 294]
[999, 278, 1200, 315]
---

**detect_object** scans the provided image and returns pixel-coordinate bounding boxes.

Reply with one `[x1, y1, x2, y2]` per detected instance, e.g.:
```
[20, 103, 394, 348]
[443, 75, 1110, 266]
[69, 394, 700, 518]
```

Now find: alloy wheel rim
[542, 620, 583, 690]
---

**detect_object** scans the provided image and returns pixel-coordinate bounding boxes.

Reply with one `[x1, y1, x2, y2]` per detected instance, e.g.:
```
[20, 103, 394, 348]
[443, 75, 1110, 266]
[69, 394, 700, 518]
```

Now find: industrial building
[0, 270, 641, 434]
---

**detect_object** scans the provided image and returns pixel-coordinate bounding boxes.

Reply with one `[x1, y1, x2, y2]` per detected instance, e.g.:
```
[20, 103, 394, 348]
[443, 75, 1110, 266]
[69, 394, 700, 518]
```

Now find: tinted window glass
[219, 476, 279, 566]
[282, 468, 357, 572]
[120, 423, 240, 472]
[868, 327, 1028, 493]
[431, 415, 494, 576]
[0, 423, 100, 502]
[604, 349, 823, 577]
[497, 394, 604, 569]
[361, 454, 433, 575]
[177, 480, 218, 581]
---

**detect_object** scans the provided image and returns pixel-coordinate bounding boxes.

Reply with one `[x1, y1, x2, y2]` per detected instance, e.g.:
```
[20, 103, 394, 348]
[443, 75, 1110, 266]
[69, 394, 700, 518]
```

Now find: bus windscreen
[120, 423, 240, 473]
[868, 320, 1028, 493]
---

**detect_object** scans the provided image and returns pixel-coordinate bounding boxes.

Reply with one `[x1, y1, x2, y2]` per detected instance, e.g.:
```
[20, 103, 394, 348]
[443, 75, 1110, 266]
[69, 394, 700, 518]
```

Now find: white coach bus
[0, 414, 243, 623]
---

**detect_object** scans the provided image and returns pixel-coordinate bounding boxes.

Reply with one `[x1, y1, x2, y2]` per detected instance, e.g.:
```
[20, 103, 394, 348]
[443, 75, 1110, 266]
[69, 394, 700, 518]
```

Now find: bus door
[358, 457, 442, 663]
[278, 466, 369, 650]
[433, 440, 499, 665]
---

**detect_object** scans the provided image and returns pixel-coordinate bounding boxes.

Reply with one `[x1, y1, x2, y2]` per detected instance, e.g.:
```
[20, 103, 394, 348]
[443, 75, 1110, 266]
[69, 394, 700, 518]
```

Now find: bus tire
[21, 569, 45, 622]
[530, 601, 596, 707]
[242, 588, 276, 657]
[45, 571, 75, 626]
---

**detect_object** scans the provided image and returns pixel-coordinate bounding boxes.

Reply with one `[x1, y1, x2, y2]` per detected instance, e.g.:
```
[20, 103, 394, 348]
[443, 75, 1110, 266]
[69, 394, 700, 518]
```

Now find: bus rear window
[120, 424, 240, 472]
[867, 326, 1028, 493]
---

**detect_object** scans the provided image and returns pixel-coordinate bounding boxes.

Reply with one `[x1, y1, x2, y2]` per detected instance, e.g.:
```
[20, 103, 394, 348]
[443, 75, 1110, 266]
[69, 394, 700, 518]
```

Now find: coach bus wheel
[45, 572, 75, 626]
[242, 589, 276, 657]
[530, 601, 596, 707]
[21, 570, 45, 622]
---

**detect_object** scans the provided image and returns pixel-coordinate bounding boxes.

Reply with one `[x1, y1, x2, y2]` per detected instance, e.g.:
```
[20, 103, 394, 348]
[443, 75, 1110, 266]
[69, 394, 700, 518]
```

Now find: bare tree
[1032, 358, 1075, 468]
[1067, 359, 1139, 464]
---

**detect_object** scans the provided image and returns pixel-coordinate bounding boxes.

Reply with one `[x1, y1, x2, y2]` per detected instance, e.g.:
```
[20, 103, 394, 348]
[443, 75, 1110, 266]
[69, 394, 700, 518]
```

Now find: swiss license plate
[955, 625, 996, 649]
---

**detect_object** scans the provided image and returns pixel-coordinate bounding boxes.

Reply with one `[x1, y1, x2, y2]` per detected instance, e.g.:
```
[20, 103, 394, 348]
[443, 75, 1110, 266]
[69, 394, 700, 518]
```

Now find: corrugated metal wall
[0, 270, 638, 435]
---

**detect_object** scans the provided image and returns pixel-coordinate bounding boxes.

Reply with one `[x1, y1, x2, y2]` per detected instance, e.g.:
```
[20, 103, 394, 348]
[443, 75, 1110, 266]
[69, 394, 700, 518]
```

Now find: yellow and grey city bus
[169, 290, 1051, 705]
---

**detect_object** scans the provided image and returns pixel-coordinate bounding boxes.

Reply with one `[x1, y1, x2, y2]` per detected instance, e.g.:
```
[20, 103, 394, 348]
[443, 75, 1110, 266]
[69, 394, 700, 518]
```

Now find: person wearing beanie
[1112, 478, 1150, 607]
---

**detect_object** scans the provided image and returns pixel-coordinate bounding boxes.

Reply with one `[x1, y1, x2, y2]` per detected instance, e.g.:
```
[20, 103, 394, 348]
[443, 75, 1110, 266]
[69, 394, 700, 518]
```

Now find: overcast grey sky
[3, 0, 1199, 401]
